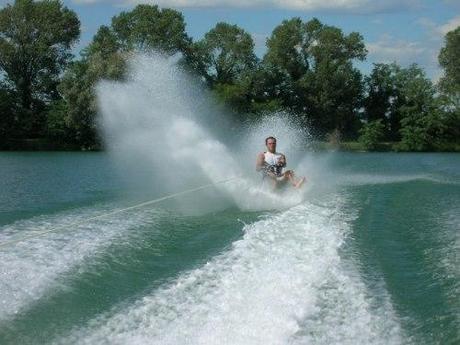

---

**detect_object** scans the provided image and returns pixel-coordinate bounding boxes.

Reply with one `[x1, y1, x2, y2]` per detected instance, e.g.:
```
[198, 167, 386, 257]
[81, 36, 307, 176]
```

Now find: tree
[437, 26, 460, 147]
[363, 63, 404, 140]
[398, 106, 447, 151]
[359, 119, 385, 150]
[438, 26, 460, 107]
[241, 64, 286, 114]
[0, 0, 79, 137]
[188, 22, 257, 86]
[264, 18, 310, 81]
[397, 65, 447, 151]
[0, 84, 19, 147]
[111, 4, 190, 55]
[364, 64, 396, 123]
[51, 26, 126, 148]
[54, 4, 191, 148]
[263, 18, 366, 138]
[364, 63, 455, 149]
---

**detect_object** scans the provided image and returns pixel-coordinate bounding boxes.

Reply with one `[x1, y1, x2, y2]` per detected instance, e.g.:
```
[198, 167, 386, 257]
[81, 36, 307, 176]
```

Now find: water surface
[0, 152, 459, 345]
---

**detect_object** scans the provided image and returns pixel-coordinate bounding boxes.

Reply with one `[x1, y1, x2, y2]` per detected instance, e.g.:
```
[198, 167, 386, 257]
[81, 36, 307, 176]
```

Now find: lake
[0, 152, 459, 344]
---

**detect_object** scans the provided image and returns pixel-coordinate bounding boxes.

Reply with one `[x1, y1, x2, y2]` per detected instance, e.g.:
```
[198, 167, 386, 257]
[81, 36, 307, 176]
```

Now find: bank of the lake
[0, 138, 102, 151]
[3, 139, 460, 153]
[310, 141, 460, 152]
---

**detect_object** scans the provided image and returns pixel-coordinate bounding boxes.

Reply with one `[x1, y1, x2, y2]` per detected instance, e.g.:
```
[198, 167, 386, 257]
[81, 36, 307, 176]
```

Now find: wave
[359, 175, 458, 186]
[59, 196, 405, 345]
[309, 173, 460, 190]
[436, 207, 460, 331]
[0, 204, 163, 321]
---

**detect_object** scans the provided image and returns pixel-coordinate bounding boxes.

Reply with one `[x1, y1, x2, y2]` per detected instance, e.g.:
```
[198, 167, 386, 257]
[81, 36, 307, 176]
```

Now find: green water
[0, 152, 459, 344]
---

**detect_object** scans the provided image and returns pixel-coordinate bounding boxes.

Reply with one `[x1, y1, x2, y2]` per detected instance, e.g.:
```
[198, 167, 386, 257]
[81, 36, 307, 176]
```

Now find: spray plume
[97, 53, 308, 212]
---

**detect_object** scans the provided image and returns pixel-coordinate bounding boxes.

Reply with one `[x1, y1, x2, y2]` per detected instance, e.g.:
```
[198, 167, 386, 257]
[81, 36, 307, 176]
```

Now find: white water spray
[97, 54, 307, 212]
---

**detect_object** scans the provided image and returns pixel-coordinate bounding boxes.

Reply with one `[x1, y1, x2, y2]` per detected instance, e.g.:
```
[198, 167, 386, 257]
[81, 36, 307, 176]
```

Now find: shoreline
[0, 139, 102, 152]
[309, 141, 460, 153]
[1, 139, 459, 153]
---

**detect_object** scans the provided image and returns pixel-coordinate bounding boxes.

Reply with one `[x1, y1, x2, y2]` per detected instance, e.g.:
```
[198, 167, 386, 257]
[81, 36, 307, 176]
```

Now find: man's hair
[265, 136, 276, 145]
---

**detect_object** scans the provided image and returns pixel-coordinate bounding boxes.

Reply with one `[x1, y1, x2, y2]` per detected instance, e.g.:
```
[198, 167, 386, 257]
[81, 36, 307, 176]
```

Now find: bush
[358, 119, 385, 150]
[397, 109, 448, 151]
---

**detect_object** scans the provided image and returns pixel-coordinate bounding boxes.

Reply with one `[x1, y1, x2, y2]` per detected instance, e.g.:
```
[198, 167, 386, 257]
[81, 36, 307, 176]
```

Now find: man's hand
[277, 155, 286, 167]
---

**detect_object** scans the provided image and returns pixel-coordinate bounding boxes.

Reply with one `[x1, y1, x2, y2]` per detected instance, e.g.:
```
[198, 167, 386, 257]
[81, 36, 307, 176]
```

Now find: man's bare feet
[294, 177, 306, 189]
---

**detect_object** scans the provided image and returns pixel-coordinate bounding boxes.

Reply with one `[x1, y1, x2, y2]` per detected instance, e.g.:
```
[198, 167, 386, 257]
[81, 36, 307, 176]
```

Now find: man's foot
[294, 177, 306, 189]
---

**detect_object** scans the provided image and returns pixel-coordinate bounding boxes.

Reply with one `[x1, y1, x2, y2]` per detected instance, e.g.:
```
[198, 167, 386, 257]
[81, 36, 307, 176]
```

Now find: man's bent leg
[285, 170, 306, 188]
[284, 170, 297, 186]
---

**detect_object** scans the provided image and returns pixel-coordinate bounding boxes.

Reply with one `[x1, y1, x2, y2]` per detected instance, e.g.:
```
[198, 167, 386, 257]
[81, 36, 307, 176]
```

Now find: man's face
[266, 139, 276, 153]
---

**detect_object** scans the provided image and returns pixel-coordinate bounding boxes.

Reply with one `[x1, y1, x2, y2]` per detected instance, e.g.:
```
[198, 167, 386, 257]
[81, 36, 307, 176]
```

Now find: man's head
[265, 136, 277, 153]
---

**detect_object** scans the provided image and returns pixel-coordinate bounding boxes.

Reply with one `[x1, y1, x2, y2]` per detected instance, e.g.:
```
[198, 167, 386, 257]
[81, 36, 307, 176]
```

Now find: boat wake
[0, 204, 164, 321]
[58, 195, 405, 345]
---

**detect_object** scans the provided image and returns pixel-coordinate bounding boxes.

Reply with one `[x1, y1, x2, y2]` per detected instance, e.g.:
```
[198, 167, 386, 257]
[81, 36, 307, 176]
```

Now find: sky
[3, 0, 460, 80]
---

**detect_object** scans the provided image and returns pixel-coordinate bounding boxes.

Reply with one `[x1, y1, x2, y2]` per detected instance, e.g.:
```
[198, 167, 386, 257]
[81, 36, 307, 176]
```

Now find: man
[256, 136, 305, 189]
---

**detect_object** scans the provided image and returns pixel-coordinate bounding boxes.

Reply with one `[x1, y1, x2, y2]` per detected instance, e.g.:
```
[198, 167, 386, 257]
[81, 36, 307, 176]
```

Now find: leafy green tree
[363, 63, 404, 140]
[398, 107, 447, 151]
[359, 119, 385, 150]
[264, 18, 310, 81]
[437, 26, 460, 147]
[364, 64, 397, 123]
[438, 26, 460, 107]
[397, 65, 448, 151]
[83, 25, 121, 61]
[263, 18, 366, 138]
[301, 57, 364, 138]
[242, 64, 286, 114]
[81, 25, 126, 83]
[46, 98, 72, 145]
[54, 4, 191, 148]
[51, 62, 98, 148]
[0, 85, 19, 147]
[183, 22, 258, 116]
[188, 22, 257, 86]
[50, 26, 126, 148]
[111, 4, 190, 55]
[262, 18, 317, 112]
[364, 63, 456, 149]
[0, 0, 79, 137]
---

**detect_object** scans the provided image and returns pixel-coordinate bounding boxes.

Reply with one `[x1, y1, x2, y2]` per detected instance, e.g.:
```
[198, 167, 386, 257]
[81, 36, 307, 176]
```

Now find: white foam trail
[297, 158, 449, 191]
[0, 205, 162, 321]
[437, 208, 460, 316]
[442, 208, 460, 279]
[336, 174, 451, 187]
[61, 197, 405, 345]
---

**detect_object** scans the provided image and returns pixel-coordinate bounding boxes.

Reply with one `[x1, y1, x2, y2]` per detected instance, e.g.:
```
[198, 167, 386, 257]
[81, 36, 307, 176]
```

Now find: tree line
[0, 0, 458, 151]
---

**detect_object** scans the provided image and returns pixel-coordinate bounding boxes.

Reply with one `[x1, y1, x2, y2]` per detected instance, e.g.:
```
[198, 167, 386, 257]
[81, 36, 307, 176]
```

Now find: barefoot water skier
[256, 136, 305, 190]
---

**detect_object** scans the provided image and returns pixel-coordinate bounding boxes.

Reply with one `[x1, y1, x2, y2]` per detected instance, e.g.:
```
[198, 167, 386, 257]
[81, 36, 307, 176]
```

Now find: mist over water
[97, 54, 308, 212]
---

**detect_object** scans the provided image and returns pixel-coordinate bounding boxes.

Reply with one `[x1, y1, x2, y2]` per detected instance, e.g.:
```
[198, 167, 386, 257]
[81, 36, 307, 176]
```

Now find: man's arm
[256, 152, 265, 171]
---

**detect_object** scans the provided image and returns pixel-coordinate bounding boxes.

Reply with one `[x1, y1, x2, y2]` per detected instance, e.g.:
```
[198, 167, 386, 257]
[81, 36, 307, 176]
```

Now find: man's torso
[263, 151, 284, 177]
